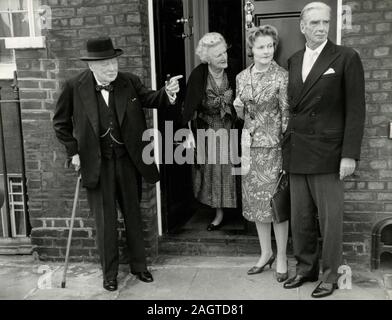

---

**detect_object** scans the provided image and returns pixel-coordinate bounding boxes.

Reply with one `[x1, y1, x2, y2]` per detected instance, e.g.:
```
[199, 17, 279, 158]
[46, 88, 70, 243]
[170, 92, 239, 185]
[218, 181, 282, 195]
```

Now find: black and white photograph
[0, 0, 391, 311]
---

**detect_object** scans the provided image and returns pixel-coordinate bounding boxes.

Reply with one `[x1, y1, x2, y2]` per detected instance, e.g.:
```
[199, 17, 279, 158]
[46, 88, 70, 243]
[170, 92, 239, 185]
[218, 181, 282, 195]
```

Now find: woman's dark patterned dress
[192, 72, 237, 208]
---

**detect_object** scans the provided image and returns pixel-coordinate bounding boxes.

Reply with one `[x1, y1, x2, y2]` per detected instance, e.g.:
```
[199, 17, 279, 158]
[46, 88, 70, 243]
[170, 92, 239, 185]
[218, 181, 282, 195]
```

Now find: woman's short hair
[196, 32, 227, 63]
[246, 25, 279, 58]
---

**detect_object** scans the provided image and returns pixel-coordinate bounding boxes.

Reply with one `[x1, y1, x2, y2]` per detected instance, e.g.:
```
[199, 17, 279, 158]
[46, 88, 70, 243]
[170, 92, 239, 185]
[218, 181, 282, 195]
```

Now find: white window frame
[0, 0, 46, 79]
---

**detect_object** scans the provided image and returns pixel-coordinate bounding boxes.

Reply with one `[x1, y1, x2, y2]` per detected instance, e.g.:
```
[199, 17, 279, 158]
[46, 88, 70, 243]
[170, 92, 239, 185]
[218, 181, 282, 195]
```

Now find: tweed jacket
[234, 60, 289, 148]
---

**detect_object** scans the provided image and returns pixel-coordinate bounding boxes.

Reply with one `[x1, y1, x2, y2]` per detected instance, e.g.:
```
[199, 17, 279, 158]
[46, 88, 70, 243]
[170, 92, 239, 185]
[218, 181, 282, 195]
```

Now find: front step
[0, 237, 32, 255]
[159, 229, 295, 256]
[159, 234, 261, 256]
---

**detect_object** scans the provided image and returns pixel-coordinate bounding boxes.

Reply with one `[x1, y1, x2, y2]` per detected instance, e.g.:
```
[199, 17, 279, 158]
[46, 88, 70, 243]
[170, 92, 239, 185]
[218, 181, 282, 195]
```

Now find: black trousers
[289, 173, 343, 284]
[86, 154, 146, 281]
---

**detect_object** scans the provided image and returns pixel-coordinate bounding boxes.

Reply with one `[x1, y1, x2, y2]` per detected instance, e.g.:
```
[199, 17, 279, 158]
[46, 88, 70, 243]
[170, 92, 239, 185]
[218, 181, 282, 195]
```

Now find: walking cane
[61, 174, 81, 288]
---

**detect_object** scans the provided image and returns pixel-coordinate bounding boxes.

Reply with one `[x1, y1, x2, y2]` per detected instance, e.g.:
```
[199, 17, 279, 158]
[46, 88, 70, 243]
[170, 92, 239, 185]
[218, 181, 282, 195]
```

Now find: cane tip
[61, 281, 66, 288]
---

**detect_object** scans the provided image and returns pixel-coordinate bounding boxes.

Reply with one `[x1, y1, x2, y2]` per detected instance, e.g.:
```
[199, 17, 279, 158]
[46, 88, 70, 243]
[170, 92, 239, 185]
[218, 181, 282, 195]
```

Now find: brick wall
[341, 0, 392, 266]
[16, 0, 158, 261]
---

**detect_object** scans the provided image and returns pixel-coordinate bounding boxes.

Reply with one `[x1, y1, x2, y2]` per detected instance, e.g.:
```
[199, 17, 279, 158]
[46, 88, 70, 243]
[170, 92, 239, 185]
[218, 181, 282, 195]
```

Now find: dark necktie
[95, 84, 113, 92]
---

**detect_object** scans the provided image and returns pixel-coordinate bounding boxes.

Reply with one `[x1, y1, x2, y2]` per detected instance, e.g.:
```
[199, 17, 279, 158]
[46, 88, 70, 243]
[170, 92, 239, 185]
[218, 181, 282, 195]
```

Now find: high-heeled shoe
[274, 261, 289, 282]
[247, 254, 276, 275]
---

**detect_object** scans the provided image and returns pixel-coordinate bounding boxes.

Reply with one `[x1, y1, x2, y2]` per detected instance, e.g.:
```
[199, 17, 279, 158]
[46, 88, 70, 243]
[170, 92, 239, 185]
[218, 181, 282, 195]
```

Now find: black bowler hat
[80, 37, 123, 61]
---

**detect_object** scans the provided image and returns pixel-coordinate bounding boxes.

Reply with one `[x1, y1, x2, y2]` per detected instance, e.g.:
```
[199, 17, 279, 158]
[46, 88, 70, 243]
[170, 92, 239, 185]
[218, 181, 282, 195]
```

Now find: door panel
[244, 0, 338, 69]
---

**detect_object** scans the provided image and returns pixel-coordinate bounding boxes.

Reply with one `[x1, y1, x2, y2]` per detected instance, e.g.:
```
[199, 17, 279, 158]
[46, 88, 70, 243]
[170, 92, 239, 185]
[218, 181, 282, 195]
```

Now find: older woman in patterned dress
[234, 25, 289, 281]
[182, 32, 238, 230]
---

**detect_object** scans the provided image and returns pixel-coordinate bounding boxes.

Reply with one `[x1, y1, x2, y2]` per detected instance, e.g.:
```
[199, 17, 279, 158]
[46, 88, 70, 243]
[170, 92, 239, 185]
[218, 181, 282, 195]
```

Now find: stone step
[0, 237, 33, 255]
[158, 232, 294, 256]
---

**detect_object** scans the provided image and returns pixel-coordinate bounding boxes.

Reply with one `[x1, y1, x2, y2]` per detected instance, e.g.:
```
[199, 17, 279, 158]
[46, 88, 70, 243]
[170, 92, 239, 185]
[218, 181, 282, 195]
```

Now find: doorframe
[188, 0, 209, 75]
[337, 0, 342, 45]
[148, 0, 344, 237]
[148, 0, 163, 236]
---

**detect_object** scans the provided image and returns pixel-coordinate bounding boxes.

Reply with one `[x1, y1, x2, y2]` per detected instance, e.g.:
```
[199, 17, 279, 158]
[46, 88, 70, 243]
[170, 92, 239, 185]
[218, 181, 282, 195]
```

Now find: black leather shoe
[131, 270, 154, 283]
[283, 274, 318, 289]
[311, 282, 337, 298]
[103, 279, 117, 291]
[207, 222, 223, 231]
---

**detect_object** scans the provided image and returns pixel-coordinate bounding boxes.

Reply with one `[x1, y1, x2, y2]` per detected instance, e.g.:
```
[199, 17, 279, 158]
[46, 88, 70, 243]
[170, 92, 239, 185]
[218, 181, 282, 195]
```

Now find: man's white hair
[300, 2, 331, 21]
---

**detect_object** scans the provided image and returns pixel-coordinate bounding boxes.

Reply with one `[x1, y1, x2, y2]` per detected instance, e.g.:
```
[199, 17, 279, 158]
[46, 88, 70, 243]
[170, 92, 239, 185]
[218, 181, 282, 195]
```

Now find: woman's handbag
[270, 171, 290, 223]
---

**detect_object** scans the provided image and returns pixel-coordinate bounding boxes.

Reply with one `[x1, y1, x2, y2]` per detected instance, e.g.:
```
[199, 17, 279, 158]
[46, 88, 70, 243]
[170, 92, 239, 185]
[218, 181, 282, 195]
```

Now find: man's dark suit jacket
[53, 70, 168, 188]
[282, 40, 366, 174]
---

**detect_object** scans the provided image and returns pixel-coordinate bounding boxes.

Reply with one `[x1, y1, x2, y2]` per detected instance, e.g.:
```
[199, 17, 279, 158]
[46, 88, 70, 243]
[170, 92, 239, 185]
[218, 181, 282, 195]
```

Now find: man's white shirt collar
[92, 73, 110, 106]
[305, 40, 328, 57]
[302, 40, 328, 82]
[93, 73, 109, 86]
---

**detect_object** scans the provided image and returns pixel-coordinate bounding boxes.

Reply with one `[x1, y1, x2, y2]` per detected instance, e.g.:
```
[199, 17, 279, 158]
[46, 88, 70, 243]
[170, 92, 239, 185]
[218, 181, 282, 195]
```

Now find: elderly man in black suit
[53, 37, 181, 291]
[282, 2, 365, 298]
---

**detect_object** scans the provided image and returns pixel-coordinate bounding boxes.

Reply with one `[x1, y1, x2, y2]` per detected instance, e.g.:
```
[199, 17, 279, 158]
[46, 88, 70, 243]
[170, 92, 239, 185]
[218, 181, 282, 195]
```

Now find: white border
[148, 0, 163, 237]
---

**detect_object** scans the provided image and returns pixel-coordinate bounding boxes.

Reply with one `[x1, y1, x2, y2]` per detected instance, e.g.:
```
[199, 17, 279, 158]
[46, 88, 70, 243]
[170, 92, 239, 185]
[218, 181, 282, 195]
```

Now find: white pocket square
[323, 68, 335, 75]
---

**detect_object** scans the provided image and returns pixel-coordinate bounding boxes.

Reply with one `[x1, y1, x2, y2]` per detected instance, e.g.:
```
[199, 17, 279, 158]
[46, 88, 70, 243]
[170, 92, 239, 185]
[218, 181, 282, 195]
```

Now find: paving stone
[0, 255, 389, 300]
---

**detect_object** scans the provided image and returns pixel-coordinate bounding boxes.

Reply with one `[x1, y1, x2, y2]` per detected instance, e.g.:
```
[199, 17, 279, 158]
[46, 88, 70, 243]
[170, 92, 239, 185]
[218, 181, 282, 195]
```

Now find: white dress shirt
[302, 40, 328, 82]
[93, 75, 110, 106]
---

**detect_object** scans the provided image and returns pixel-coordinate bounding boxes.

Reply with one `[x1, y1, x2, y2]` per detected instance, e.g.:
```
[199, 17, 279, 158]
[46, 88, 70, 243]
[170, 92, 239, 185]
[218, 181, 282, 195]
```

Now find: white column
[148, 0, 163, 236]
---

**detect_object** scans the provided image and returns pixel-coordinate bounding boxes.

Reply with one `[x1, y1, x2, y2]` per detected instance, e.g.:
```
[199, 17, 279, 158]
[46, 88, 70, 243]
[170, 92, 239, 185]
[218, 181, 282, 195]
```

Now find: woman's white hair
[195, 32, 227, 64]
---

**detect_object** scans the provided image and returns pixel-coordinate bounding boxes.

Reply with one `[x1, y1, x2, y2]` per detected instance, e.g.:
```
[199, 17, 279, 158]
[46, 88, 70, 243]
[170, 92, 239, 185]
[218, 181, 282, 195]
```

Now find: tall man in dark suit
[53, 37, 181, 291]
[282, 2, 365, 298]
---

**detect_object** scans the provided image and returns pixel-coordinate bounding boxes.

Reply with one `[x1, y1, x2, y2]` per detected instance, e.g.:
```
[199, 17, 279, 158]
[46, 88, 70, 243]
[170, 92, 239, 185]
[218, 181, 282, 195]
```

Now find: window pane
[0, 0, 28, 11]
[15, 0, 28, 11]
[34, 11, 41, 35]
[0, 0, 9, 11]
[11, 12, 29, 36]
[0, 39, 14, 63]
[0, 12, 11, 37]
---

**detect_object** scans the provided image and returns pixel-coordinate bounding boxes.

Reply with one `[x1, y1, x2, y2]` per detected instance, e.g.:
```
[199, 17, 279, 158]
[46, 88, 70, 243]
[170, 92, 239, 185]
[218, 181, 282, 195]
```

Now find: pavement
[0, 254, 390, 300]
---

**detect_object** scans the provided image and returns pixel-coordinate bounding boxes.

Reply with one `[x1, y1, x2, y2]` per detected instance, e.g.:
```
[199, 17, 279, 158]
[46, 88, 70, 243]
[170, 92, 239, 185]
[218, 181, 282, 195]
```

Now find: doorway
[153, 0, 245, 237]
[153, 0, 339, 242]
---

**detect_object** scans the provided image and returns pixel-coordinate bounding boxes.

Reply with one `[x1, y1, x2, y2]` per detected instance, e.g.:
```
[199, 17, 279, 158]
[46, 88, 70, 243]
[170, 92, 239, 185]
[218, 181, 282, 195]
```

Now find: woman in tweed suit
[234, 25, 289, 281]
